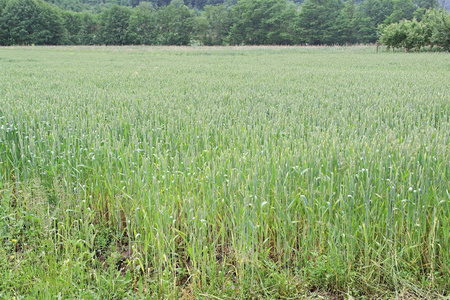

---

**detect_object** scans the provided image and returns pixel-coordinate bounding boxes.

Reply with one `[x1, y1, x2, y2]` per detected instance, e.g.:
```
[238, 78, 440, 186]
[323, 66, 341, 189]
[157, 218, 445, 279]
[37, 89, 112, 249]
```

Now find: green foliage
[360, 0, 394, 27]
[425, 8, 450, 50]
[227, 0, 297, 45]
[303, 254, 352, 292]
[0, 0, 64, 45]
[127, 2, 157, 44]
[334, 0, 358, 43]
[404, 18, 430, 50]
[99, 5, 132, 45]
[384, 0, 416, 24]
[155, 3, 194, 45]
[0, 0, 7, 13]
[61, 10, 84, 44]
[45, 0, 138, 12]
[78, 12, 99, 45]
[353, 9, 377, 42]
[413, 0, 439, 9]
[379, 22, 408, 49]
[0, 182, 138, 298]
[0, 0, 445, 47]
[333, 0, 376, 44]
[296, 0, 343, 45]
[195, 4, 231, 45]
[379, 9, 450, 51]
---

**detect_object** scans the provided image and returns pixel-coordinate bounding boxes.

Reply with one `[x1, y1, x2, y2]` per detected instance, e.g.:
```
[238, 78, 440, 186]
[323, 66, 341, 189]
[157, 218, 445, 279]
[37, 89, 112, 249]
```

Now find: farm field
[0, 46, 449, 299]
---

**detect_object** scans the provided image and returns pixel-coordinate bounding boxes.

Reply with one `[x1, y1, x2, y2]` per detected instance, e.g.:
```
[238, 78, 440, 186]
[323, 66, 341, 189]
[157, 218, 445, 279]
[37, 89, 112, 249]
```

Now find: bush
[378, 9, 450, 51]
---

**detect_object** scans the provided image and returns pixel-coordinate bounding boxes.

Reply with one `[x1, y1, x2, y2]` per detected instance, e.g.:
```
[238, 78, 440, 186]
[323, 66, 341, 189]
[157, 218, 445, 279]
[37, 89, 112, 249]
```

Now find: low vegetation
[0, 46, 449, 299]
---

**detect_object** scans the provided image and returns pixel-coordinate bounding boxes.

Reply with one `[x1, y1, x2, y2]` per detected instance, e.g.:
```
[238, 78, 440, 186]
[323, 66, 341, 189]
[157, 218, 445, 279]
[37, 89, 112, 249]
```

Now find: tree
[360, 0, 394, 27]
[130, 0, 141, 6]
[195, 4, 231, 45]
[78, 12, 99, 45]
[413, 0, 438, 9]
[404, 18, 429, 50]
[0, 0, 7, 44]
[227, 0, 297, 45]
[265, 2, 298, 44]
[354, 7, 377, 43]
[156, 1, 195, 45]
[156, 0, 171, 8]
[99, 4, 132, 44]
[424, 9, 450, 51]
[378, 22, 407, 50]
[378, 16, 437, 51]
[384, 0, 416, 24]
[0, 0, 64, 45]
[127, 2, 157, 44]
[185, 0, 209, 10]
[0, 0, 7, 12]
[61, 10, 84, 44]
[296, 0, 343, 45]
[334, 0, 358, 44]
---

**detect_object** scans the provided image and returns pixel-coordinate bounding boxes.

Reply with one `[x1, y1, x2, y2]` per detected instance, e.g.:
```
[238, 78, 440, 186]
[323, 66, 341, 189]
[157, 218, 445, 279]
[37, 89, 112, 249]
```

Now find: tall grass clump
[0, 46, 449, 298]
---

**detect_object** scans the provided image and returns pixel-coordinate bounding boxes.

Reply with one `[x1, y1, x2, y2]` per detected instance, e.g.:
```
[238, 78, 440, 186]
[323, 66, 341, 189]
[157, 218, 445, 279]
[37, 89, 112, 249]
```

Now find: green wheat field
[0, 46, 449, 299]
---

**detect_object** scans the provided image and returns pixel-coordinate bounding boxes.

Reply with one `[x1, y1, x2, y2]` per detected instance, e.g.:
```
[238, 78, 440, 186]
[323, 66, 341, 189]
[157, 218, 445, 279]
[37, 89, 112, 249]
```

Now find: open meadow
[0, 46, 449, 299]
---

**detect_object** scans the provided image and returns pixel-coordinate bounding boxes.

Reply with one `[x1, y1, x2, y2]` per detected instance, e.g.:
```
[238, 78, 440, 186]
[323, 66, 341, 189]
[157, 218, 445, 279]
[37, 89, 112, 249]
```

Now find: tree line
[41, 0, 450, 12]
[0, 0, 447, 47]
[43, 0, 239, 12]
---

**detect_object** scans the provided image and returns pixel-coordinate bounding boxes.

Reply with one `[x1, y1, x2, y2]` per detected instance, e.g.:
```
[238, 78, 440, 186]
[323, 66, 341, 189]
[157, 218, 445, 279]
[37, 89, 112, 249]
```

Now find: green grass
[0, 46, 449, 299]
